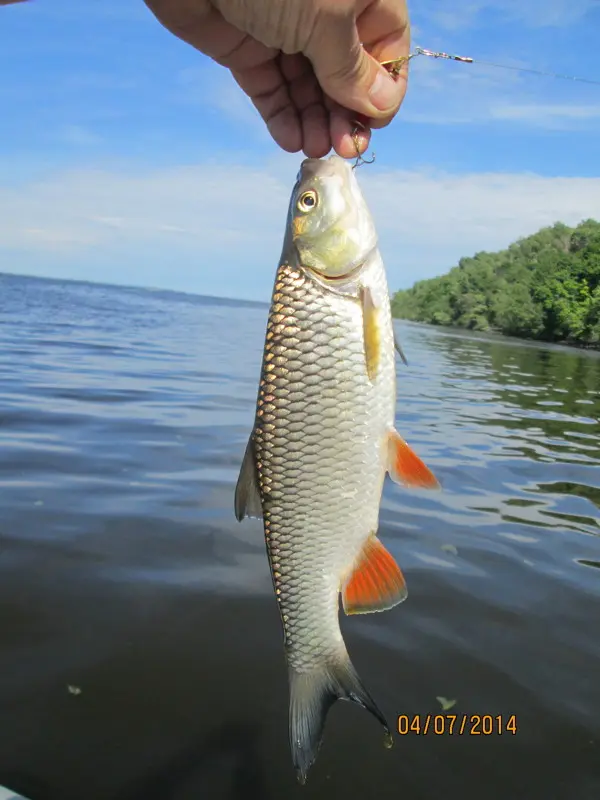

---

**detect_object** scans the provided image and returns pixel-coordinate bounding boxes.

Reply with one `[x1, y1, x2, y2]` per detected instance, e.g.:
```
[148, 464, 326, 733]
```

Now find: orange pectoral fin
[342, 536, 408, 615]
[387, 429, 440, 490]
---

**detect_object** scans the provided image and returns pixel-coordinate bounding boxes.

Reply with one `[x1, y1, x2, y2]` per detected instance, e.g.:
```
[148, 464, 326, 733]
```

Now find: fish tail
[288, 658, 391, 785]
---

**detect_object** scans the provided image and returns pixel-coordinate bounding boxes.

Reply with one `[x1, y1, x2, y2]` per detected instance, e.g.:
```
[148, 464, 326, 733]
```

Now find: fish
[234, 154, 440, 784]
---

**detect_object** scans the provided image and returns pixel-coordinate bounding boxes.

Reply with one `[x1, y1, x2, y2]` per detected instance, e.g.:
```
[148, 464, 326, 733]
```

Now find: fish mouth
[299, 154, 349, 181]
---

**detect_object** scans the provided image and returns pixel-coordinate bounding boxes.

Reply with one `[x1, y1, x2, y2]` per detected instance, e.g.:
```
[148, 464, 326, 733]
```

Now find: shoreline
[392, 315, 600, 353]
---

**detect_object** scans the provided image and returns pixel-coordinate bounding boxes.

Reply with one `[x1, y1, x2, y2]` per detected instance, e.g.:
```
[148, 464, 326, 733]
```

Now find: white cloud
[1, 159, 600, 298]
[361, 168, 600, 282]
[0, 162, 290, 250]
[489, 102, 600, 129]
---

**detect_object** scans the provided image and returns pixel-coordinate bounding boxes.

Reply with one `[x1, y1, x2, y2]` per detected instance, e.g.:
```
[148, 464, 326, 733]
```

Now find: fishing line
[382, 46, 600, 86]
[351, 46, 600, 168]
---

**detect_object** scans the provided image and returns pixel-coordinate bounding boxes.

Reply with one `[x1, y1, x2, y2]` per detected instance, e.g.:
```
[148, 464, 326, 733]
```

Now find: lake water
[0, 271, 599, 800]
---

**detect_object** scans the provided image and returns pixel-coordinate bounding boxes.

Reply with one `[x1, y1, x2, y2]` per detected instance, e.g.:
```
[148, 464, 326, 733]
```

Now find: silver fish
[235, 155, 439, 783]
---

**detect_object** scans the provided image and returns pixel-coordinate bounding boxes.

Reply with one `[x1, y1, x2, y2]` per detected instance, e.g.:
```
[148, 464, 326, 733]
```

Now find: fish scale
[253, 261, 396, 674]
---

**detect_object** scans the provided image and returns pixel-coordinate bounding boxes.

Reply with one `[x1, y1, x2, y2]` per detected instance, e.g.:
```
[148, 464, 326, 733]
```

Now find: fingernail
[369, 68, 398, 112]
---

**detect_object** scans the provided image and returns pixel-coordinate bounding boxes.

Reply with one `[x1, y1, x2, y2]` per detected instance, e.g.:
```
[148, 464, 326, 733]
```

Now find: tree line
[391, 219, 600, 347]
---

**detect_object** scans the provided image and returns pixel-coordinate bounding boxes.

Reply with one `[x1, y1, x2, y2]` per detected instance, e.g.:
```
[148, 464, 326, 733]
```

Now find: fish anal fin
[234, 435, 263, 521]
[342, 536, 407, 615]
[360, 285, 381, 382]
[387, 429, 440, 490]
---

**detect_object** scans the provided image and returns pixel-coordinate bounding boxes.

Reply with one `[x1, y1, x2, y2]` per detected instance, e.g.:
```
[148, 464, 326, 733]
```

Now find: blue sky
[1, 0, 600, 301]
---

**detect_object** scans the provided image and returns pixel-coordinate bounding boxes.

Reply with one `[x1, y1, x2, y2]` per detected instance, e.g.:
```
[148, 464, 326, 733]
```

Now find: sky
[1, 0, 600, 302]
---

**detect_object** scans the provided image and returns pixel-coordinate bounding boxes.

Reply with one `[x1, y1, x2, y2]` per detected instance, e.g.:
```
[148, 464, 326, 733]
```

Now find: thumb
[305, 15, 402, 118]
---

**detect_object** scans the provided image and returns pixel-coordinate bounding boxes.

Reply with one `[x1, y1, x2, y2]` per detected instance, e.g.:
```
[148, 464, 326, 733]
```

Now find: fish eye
[297, 190, 318, 212]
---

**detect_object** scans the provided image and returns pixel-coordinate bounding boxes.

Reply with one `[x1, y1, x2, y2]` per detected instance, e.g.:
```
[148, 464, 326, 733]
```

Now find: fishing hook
[349, 52, 414, 169]
[351, 117, 375, 169]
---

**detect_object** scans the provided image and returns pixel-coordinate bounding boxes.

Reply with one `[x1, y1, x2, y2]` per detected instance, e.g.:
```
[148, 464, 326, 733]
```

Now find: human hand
[144, 0, 410, 159]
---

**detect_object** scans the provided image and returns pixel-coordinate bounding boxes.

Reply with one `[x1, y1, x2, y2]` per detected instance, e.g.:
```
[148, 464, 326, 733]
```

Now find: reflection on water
[0, 274, 599, 800]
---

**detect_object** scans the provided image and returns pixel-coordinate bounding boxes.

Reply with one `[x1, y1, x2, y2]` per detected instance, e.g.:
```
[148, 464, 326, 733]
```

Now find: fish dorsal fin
[393, 330, 409, 366]
[360, 285, 381, 382]
[386, 429, 440, 490]
[234, 435, 263, 521]
[342, 536, 407, 615]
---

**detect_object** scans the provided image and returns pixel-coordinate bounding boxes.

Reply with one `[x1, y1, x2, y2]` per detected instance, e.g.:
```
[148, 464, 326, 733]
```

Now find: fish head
[286, 155, 377, 280]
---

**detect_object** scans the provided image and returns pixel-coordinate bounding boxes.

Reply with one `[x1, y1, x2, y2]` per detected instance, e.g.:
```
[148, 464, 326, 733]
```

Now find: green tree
[391, 219, 600, 348]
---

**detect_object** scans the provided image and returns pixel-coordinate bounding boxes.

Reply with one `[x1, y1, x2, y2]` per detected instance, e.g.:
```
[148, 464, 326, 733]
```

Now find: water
[0, 271, 599, 800]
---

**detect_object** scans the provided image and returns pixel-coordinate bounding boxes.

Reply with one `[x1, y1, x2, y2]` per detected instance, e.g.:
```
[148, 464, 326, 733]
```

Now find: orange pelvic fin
[386, 429, 440, 490]
[342, 536, 408, 615]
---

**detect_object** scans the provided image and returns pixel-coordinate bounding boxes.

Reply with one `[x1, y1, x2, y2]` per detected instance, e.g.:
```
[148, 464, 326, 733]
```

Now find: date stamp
[397, 714, 518, 736]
